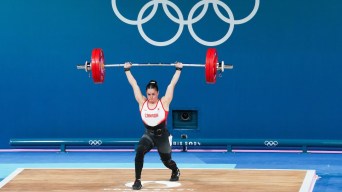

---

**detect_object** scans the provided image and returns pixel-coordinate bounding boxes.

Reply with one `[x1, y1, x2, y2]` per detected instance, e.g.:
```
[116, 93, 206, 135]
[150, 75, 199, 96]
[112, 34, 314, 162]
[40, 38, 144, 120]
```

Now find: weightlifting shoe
[170, 169, 180, 181]
[132, 179, 142, 190]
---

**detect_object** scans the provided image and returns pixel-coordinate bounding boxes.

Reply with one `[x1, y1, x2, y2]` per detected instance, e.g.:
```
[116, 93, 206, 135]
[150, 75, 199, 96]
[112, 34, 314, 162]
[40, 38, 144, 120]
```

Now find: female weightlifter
[124, 62, 183, 190]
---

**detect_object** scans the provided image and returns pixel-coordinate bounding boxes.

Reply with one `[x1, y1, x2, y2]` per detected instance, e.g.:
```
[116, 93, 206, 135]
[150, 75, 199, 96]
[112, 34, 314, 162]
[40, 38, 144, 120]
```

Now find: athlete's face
[146, 88, 159, 104]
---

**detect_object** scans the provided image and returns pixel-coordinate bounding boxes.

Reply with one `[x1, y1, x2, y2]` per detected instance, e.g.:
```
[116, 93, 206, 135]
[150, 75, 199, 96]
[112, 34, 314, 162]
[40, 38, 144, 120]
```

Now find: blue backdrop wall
[0, 0, 341, 148]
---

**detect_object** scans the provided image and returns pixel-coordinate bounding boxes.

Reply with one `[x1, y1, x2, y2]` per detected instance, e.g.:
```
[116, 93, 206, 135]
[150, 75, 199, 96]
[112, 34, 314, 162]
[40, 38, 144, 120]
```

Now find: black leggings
[134, 129, 178, 180]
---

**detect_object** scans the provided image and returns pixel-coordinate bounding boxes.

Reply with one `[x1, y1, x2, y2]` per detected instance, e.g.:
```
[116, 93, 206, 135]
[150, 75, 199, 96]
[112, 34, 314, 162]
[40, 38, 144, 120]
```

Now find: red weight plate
[205, 48, 218, 84]
[91, 48, 105, 83]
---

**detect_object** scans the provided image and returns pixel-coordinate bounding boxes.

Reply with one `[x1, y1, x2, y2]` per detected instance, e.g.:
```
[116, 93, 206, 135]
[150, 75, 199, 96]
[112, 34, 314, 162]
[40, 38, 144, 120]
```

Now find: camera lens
[181, 112, 190, 121]
[181, 134, 188, 139]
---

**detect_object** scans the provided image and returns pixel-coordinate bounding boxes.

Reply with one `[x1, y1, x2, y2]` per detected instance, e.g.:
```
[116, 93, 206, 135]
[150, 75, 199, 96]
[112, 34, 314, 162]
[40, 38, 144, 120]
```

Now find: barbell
[76, 48, 233, 84]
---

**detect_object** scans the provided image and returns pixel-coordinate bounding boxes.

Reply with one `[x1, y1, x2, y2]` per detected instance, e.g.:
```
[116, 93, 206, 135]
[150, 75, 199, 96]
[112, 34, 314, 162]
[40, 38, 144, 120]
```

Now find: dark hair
[146, 80, 158, 91]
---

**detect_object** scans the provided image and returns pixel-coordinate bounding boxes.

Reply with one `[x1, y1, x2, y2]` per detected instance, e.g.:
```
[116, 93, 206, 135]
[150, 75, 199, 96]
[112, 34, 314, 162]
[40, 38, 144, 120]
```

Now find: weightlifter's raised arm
[124, 62, 146, 107]
[161, 62, 183, 109]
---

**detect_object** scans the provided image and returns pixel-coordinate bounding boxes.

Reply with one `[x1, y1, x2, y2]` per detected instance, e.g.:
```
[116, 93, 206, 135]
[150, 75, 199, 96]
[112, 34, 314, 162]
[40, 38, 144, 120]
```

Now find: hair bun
[149, 80, 157, 84]
[146, 80, 159, 91]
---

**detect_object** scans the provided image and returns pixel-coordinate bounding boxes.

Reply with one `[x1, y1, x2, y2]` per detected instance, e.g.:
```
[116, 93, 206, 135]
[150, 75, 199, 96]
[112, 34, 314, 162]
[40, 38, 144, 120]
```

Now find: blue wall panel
[0, 0, 341, 148]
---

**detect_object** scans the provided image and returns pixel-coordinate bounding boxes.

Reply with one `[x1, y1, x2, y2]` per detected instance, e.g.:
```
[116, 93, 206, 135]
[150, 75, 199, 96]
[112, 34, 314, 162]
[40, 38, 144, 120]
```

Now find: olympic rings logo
[264, 140, 278, 147]
[112, 0, 260, 46]
[89, 140, 103, 146]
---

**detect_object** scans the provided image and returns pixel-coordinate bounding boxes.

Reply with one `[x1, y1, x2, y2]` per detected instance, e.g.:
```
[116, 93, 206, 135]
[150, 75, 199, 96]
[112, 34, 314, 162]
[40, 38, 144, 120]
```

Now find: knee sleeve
[160, 153, 178, 170]
[160, 152, 171, 162]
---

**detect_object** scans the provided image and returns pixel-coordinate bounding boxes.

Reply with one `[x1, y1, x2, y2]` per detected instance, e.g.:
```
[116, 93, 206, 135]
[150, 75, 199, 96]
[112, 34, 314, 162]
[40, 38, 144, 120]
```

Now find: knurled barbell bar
[76, 48, 233, 84]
